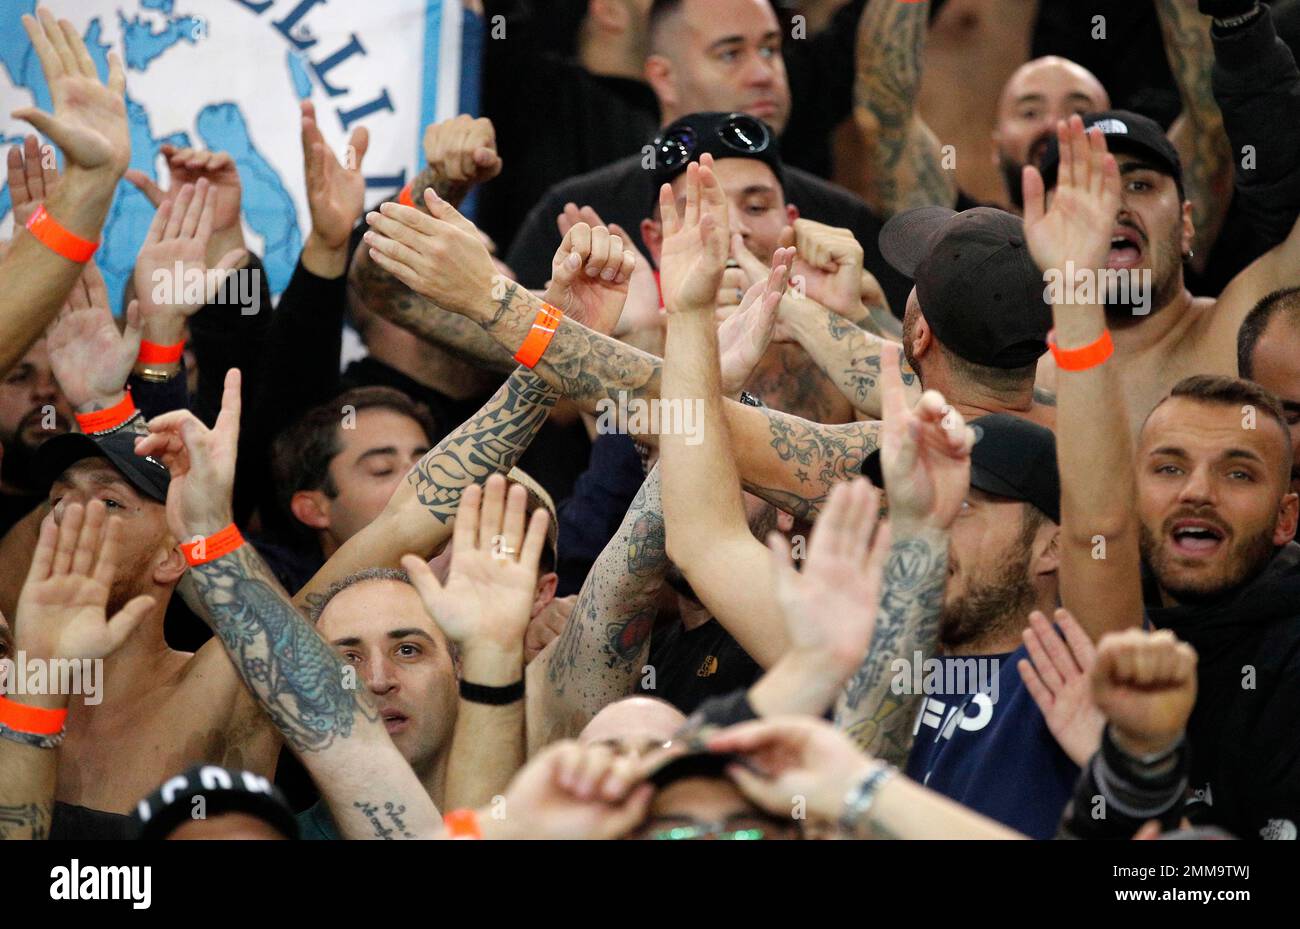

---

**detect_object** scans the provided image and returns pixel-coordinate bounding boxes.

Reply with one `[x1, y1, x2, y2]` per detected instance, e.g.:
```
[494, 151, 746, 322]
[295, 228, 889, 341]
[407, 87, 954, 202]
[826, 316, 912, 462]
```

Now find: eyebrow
[1013, 93, 1047, 106]
[330, 629, 438, 647]
[1150, 446, 1265, 465]
[740, 185, 778, 197]
[1119, 161, 1161, 175]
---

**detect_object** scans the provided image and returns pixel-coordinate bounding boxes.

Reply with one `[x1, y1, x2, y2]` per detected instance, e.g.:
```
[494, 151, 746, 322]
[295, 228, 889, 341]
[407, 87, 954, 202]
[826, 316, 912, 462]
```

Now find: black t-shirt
[638, 615, 762, 716]
[0, 490, 40, 539]
[49, 802, 134, 840]
[1145, 543, 1300, 839]
[504, 154, 913, 314]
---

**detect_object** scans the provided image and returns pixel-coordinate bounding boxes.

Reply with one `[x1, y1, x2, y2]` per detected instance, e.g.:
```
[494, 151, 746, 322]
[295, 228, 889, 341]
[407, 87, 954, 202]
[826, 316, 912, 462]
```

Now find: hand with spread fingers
[543, 221, 637, 336]
[716, 246, 793, 394]
[15, 501, 154, 664]
[6, 134, 59, 228]
[658, 154, 731, 315]
[1017, 608, 1105, 766]
[1092, 627, 1198, 757]
[12, 8, 129, 182]
[402, 474, 550, 659]
[46, 262, 142, 413]
[301, 100, 369, 253]
[133, 368, 242, 541]
[126, 144, 245, 268]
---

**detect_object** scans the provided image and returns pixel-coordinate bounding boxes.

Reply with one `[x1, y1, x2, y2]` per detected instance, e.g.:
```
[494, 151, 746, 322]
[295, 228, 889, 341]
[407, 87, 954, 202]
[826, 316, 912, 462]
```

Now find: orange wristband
[398, 183, 415, 207]
[180, 524, 245, 566]
[514, 302, 564, 369]
[443, 808, 482, 840]
[0, 695, 68, 736]
[138, 340, 185, 365]
[25, 204, 98, 262]
[75, 392, 137, 435]
[1047, 328, 1114, 371]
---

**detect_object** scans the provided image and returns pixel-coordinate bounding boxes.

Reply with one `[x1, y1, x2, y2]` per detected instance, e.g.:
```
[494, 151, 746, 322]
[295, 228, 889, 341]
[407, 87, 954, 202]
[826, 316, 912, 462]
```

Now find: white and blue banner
[0, 0, 482, 310]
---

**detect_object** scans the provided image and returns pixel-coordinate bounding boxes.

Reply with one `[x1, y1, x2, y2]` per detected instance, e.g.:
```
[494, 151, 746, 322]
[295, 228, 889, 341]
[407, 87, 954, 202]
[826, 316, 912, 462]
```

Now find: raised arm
[1023, 117, 1143, 639]
[1, 9, 130, 375]
[293, 366, 558, 611]
[852, 0, 956, 216]
[1156, 0, 1233, 272]
[0, 503, 153, 839]
[135, 371, 440, 839]
[529, 465, 667, 750]
[403, 476, 550, 810]
[835, 351, 972, 766]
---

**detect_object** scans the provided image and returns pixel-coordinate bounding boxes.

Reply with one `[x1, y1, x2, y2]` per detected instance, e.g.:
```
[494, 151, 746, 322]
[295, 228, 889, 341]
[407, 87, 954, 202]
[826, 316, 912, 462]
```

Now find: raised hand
[15, 501, 154, 663]
[483, 740, 653, 840]
[126, 145, 245, 265]
[6, 135, 59, 228]
[1022, 115, 1121, 275]
[658, 154, 730, 314]
[402, 474, 550, 657]
[301, 100, 369, 250]
[717, 246, 793, 394]
[132, 179, 246, 343]
[558, 203, 660, 336]
[362, 188, 500, 317]
[707, 716, 878, 828]
[422, 114, 501, 208]
[783, 219, 865, 320]
[1017, 608, 1104, 766]
[46, 262, 142, 413]
[134, 368, 242, 540]
[879, 348, 973, 530]
[12, 9, 128, 180]
[1091, 628, 1197, 757]
[543, 221, 637, 335]
[767, 477, 893, 670]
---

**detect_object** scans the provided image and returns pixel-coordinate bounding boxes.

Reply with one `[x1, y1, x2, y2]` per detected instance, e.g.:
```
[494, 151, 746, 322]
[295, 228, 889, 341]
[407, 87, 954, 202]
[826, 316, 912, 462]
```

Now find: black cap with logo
[1039, 109, 1183, 192]
[860, 413, 1060, 523]
[879, 206, 1050, 369]
[32, 430, 170, 503]
[133, 764, 298, 840]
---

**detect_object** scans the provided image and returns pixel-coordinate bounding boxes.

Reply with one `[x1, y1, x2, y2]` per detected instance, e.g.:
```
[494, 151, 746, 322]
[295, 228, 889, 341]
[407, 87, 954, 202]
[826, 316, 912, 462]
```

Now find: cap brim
[879, 205, 957, 278]
[31, 433, 107, 496]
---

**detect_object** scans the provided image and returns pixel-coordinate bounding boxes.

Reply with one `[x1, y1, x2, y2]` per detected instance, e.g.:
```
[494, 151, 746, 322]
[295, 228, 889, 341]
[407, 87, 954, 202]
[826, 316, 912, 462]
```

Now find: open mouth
[1107, 226, 1144, 270]
[380, 710, 410, 734]
[1168, 518, 1227, 558]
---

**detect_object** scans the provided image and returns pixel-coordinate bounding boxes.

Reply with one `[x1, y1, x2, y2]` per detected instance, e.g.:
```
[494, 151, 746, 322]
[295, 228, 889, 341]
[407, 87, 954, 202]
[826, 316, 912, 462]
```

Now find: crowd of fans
[2, 0, 1299, 841]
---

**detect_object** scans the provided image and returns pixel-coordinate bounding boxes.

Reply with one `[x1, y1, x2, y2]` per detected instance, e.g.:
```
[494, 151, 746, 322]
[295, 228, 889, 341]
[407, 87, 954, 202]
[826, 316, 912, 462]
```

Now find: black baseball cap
[32, 430, 170, 503]
[860, 413, 1059, 523]
[879, 206, 1050, 369]
[649, 112, 785, 207]
[1039, 109, 1183, 192]
[133, 764, 298, 839]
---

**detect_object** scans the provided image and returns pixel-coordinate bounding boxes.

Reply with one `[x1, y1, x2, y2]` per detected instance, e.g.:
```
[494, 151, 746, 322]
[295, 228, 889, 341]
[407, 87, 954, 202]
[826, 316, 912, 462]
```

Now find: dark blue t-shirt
[904, 646, 1078, 839]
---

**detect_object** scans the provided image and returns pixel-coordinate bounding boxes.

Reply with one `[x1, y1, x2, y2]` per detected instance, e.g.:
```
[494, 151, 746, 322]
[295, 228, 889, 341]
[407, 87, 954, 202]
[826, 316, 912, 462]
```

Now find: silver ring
[725, 258, 740, 269]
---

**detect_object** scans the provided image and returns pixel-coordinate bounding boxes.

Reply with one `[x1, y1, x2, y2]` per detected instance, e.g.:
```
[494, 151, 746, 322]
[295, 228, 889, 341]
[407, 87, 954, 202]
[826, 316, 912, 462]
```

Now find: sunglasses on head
[652, 114, 772, 173]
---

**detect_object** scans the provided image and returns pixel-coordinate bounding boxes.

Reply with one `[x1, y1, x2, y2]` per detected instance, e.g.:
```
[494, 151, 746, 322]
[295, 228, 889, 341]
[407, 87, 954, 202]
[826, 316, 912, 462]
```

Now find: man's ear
[532, 571, 559, 618]
[911, 311, 933, 361]
[641, 217, 664, 266]
[291, 490, 332, 531]
[1274, 492, 1299, 546]
[785, 204, 799, 225]
[644, 54, 675, 110]
[154, 546, 189, 587]
[1032, 525, 1061, 579]
[1181, 199, 1196, 258]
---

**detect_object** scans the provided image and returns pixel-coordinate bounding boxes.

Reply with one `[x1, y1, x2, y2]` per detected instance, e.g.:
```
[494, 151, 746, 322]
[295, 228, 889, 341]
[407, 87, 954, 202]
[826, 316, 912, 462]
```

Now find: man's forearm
[835, 525, 947, 766]
[445, 643, 525, 809]
[189, 544, 439, 839]
[532, 466, 666, 749]
[0, 688, 67, 840]
[853, 0, 954, 215]
[295, 368, 558, 608]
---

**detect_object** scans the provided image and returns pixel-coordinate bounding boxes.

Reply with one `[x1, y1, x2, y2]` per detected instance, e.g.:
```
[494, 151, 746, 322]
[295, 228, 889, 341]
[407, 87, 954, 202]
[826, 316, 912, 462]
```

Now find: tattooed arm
[527, 466, 667, 753]
[293, 367, 558, 610]
[1156, 0, 1232, 272]
[779, 295, 920, 417]
[853, 0, 956, 216]
[137, 372, 440, 840]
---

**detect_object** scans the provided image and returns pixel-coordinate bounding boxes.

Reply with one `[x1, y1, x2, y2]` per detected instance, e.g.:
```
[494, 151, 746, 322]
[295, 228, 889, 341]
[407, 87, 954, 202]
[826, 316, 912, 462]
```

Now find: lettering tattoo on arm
[835, 531, 947, 767]
[351, 799, 416, 840]
[545, 467, 666, 716]
[855, 0, 955, 214]
[0, 802, 50, 840]
[189, 546, 375, 753]
[406, 368, 558, 523]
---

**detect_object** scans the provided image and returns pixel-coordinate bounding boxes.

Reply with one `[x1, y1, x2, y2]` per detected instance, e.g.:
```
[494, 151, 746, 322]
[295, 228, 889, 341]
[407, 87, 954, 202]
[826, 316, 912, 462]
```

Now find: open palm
[47, 264, 141, 409]
[658, 157, 730, 314]
[302, 100, 369, 248]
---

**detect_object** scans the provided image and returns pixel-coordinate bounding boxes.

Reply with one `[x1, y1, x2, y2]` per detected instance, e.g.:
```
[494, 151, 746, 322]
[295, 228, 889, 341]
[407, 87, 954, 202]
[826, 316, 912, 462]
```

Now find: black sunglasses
[652, 114, 772, 172]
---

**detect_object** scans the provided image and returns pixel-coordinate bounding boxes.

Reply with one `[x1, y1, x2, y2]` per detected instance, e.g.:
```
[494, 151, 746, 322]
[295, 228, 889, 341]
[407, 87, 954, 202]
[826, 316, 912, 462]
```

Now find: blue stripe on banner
[418, 0, 443, 170]
[459, 8, 483, 117]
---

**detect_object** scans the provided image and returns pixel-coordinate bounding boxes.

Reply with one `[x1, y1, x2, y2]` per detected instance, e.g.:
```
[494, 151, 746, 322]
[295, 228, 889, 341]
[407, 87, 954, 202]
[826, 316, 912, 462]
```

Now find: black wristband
[459, 678, 525, 705]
